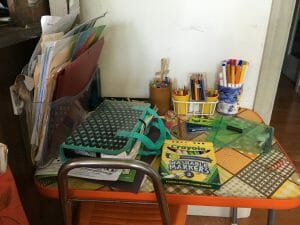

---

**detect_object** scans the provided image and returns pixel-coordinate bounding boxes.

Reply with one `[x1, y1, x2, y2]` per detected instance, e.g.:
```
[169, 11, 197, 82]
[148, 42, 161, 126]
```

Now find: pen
[222, 61, 227, 87]
[219, 72, 224, 87]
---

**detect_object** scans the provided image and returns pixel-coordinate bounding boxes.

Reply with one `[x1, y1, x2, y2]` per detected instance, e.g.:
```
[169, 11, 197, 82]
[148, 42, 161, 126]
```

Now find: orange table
[0, 168, 29, 225]
[35, 109, 300, 225]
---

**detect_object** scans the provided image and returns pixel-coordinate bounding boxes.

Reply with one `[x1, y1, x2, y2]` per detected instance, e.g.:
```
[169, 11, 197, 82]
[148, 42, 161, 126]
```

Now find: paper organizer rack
[172, 99, 218, 116]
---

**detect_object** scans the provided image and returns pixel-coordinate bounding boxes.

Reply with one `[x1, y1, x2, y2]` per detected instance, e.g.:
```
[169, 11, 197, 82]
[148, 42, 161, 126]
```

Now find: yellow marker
[239, 62, 247, 85]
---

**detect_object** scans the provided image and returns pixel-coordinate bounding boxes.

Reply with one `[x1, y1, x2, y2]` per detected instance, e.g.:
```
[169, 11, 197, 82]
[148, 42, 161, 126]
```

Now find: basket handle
[117, 107, 170, 155]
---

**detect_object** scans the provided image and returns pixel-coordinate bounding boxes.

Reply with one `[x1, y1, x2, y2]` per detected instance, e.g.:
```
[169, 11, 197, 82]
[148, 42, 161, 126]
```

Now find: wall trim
[254, 0, 296, 124]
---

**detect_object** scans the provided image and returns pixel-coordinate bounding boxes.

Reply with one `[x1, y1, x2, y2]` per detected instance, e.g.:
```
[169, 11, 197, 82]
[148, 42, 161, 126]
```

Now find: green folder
[207, 115, 274, 154]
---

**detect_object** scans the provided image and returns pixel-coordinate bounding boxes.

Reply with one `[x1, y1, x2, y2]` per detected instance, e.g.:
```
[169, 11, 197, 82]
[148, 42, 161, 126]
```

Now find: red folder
[54, 37, 104, 99]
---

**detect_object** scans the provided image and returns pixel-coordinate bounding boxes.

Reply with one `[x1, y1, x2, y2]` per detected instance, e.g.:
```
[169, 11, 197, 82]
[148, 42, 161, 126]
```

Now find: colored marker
[222, 61, 227, 87]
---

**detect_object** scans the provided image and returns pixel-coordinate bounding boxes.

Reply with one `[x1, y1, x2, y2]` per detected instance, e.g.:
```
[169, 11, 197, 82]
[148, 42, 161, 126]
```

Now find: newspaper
[35, 152, 126, 181]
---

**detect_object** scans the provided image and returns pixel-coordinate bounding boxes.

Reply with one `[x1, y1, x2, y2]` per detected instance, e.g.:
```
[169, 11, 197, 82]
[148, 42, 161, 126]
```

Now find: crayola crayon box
[160, 140, 221, 189]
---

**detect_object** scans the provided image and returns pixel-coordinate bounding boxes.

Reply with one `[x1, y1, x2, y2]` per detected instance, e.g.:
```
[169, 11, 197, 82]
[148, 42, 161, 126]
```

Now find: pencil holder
[149, 85, 171, 115]
[173, 94, 190, 115]
[217, 86, 241, 115]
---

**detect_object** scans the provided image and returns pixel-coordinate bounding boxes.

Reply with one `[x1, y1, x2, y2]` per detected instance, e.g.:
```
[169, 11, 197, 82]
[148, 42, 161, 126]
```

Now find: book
[160, 140, 221, 189]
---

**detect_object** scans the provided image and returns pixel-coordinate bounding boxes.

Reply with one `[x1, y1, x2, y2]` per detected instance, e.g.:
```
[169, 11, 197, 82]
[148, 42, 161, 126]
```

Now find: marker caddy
[172, 73, 218, 116]
[217, 59, 248, 115]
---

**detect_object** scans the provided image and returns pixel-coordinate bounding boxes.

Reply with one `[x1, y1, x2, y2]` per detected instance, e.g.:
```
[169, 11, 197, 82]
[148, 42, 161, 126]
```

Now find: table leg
[231, 207, 238, 225]
[267, 209, 276, 225]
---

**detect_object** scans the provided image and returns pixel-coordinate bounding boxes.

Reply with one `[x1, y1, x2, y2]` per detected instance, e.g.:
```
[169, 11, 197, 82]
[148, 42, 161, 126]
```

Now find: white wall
[80, 0, 272, 108]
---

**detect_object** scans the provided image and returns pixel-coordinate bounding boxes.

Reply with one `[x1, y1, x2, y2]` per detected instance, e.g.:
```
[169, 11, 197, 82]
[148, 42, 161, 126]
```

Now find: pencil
[194, 77, 199, 101]
[177, 117, 183, 138]
[190, 75, 195, 100]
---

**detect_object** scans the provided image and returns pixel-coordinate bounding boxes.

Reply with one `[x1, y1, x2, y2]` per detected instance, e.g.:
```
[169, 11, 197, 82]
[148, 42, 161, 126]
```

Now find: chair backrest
[57, 158, 171, 225]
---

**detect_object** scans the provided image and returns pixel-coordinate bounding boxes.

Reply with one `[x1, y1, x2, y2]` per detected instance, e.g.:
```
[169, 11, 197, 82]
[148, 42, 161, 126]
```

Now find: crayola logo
[169, 144, 207, 151]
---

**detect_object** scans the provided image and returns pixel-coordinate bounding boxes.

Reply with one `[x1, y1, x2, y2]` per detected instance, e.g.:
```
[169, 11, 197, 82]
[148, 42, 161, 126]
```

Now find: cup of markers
[217, 59, 248, 115]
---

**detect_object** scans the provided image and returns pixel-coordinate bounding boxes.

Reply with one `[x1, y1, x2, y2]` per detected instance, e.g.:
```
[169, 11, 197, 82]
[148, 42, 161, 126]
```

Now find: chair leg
[231, 207, 238, 225]
[64, 200, 73, 225]
[267, 209, 276, 225]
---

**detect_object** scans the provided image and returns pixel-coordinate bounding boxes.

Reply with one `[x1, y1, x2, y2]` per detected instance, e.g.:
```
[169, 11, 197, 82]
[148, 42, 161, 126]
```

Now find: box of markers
[160, 140, 221, 189]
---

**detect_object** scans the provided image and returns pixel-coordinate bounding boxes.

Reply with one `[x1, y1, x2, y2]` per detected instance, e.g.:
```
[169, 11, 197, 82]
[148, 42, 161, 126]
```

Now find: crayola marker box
[160, 140, 221, 189]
